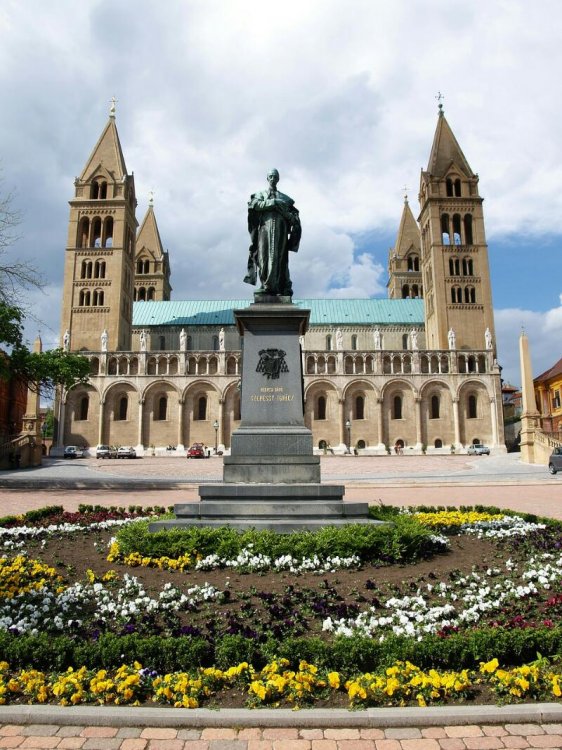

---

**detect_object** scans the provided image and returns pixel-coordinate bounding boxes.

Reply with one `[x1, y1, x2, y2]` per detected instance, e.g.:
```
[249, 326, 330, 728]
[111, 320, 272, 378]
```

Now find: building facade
[56, 105, 505, 455]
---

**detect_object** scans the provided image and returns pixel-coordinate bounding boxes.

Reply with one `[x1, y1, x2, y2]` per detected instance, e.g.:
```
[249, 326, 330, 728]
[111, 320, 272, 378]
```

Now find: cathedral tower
[134, 197, 172, 302]
[60, 101, 137, 352]
[387, 196, 423, 300]
[418, 105, 496, 353]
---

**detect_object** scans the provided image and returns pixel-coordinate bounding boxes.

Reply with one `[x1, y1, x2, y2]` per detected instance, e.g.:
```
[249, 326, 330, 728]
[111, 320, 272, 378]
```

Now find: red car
[187, 443, 207, 459]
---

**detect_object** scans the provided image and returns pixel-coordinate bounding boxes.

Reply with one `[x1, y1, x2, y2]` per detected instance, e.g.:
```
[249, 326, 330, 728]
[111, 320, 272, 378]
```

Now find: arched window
[355, 395, 365, 420]
[147, 287, 155, 301]
[212, 336, 219, 351]
[402, 333, 409, 349]
[138, 287, 146, 301]
[449, 257, 460, 275]
[462, 258, 473, 276]
[454, 179, 461, 197]
[118, 396, 128, 421]
[156, 396, 167, 421]
[468, 394, 477, 419]
[90, 181, 99, 199]
[351, 335, 358, 351]
[91, 217, 102, 247]
[411, 284, 419, 298]
[326, 335, 332, 351]
[407, 255, 419, 271]
[159, 336, 166, 350]
[316, 395, 326, 420]
[434, 438, 443, 448]
[441, 214, 450, 245]
[94, 260, 106, 279]
[93, 289, 104, 306]
[402, 284, 410, 299]
[451, 286, 462, 304]
[431, 394, 440, 419]
[197, 396, 207, 421]
[393, 395, 402, 420]
[79, 396, 89, 421]
[78, 218, 90, 248]
[81, 260, 92, 279]
[356, 439, 366, 449]
[446, 178, 453, 197]
[464, 286, 476, 304]
[103, 217, 113, 248]
[79, 289, 91, 306]
[464, 214, 473, 245]
[453, 214, 462, 245]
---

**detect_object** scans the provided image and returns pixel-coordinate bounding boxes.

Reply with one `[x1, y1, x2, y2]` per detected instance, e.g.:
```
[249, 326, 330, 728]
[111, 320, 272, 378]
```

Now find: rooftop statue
[244, 169, 301, 298]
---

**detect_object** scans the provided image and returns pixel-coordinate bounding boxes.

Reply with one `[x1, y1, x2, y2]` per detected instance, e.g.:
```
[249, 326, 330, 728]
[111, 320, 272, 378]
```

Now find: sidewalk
[1, 707, 562, 749]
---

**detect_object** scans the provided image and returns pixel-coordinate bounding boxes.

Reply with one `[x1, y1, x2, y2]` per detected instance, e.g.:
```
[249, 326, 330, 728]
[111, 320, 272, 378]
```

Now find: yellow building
[55, 103, 505, 456]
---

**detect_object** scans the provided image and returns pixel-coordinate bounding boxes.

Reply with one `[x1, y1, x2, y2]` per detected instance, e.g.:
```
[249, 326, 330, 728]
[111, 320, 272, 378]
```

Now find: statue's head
[267, 169, 280, 187]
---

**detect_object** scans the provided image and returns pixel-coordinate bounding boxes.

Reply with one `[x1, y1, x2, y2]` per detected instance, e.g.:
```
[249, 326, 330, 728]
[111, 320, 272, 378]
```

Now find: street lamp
[345, 419, 351, 454]
[213, 420, 219, 454]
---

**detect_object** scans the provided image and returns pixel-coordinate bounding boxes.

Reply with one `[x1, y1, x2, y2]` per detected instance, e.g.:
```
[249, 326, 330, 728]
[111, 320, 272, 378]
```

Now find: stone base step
[174, 501, 370, 518]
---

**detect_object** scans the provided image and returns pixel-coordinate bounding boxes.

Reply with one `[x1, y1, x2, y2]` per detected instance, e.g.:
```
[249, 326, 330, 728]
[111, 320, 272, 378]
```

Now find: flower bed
[0, 504, 560, 708]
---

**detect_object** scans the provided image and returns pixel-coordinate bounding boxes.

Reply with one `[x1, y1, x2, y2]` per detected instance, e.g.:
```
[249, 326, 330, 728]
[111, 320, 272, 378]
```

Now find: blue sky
[1, 0, 562, 387]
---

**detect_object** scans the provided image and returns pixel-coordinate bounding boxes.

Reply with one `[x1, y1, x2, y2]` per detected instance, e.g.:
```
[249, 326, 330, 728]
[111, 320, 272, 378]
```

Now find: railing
[79, 348, 495, 379]
[0, 435, 36, 469]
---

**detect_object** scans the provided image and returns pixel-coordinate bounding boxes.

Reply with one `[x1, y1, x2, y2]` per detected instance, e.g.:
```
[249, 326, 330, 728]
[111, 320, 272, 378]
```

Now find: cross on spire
[435, 91, 444, 116]
[402, 185, 409, 204]
[149, 189, 154, 207]
[109, 96, 118, 118]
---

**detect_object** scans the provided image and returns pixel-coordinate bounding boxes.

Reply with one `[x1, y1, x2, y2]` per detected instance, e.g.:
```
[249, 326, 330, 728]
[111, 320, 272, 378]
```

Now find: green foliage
[0, 301, 90, 392]
[115, 515, 440, 566]
[2, 626, 561, 675]
[0, 505, 64, 528]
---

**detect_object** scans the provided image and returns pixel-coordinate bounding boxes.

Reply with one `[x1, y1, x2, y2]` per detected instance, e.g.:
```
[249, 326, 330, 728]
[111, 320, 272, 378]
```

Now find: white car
[467, 444, 490, 455]
[64, 446, 85, 459]
[116, 446, 137, 459]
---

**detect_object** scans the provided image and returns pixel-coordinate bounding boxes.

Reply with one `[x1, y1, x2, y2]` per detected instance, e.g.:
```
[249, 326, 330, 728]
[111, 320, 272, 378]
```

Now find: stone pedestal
[150, 301, 379, 532]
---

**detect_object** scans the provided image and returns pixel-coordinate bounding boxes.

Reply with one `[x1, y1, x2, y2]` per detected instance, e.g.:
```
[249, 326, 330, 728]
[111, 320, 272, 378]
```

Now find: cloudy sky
[1, 0, 561, 387]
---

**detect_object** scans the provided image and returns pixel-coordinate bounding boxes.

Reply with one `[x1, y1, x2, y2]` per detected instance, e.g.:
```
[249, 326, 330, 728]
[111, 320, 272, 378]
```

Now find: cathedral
[55, 103, 505, 455]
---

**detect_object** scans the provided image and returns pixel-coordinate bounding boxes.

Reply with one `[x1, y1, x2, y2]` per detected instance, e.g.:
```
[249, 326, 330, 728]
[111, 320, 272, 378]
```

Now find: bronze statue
[244, 169, 301, 298]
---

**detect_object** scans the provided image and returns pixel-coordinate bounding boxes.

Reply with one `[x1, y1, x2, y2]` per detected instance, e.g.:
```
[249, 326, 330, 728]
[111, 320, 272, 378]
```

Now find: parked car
[548, 447, 562, 474]
[467, 444, 490, 455]
[64, 445, 85, 459]
[96, 444, 117, 459]
[116, 446, 137, 459]
[187, 443, 207, 459]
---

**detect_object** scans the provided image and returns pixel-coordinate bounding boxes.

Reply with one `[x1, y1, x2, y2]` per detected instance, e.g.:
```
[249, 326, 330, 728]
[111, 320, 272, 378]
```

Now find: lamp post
[345, 419, 351, 454]
[213, 420, 219, 454]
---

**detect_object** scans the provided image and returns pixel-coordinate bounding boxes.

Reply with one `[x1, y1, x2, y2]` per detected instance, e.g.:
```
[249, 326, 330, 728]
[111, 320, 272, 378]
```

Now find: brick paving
[1, 723, 562, 749]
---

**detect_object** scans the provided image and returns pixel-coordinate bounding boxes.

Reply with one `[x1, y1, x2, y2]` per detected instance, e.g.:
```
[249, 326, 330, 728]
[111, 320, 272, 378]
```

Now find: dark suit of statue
[244, 169, 301, 298]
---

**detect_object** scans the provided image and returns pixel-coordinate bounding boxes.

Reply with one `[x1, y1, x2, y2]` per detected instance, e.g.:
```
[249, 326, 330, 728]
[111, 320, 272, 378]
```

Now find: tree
[0, 178, 43, 305]
[0, 301, 90, 394]
[0, 178, 89, 395]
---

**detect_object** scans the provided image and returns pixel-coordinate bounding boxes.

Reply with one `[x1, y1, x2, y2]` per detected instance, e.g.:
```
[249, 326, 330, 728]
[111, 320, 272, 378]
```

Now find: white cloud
[2, 0, 562, 375]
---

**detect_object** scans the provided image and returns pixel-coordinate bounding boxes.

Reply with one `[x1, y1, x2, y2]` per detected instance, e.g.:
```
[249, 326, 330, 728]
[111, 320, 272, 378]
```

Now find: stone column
[136, 400, 144, 450]
[177, 399, 185, 451]
[452, 397, 460, 449]
[415, 397, 423, 449]
[98, 400, 105, 446]
[376, 397, 385, 450]
[519, 330, 540, 463]
[490, 396, 498, 446]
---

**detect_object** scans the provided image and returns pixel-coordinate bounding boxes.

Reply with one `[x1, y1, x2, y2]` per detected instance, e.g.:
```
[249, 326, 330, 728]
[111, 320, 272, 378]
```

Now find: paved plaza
[1, 452, 562, 518]
[1, 453, 562, 744]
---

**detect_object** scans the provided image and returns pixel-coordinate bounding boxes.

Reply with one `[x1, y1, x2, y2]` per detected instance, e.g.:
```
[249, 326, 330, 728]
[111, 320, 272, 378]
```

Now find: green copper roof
[132, 298, 425, 327]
